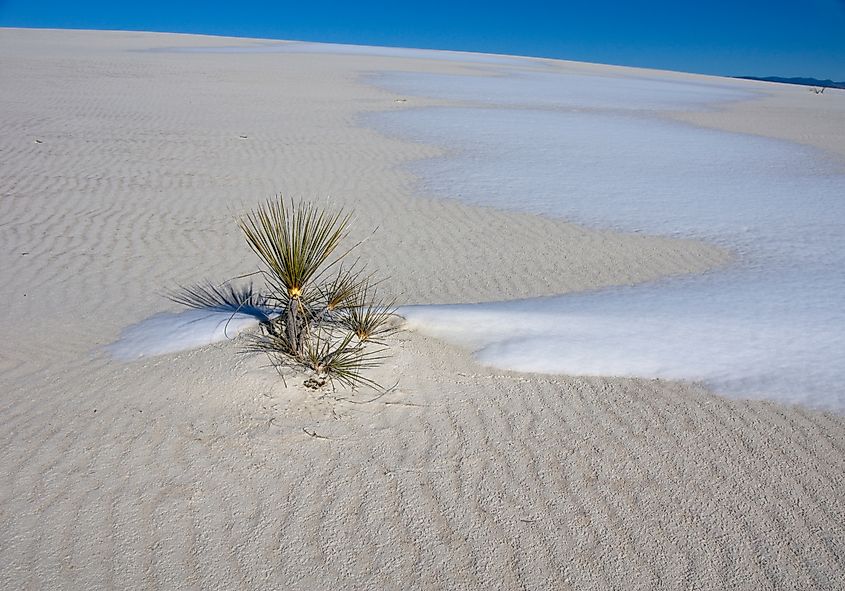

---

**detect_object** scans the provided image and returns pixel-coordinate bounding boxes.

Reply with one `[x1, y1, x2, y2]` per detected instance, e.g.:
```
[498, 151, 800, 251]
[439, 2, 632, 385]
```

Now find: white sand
[1, 28, 844, 589]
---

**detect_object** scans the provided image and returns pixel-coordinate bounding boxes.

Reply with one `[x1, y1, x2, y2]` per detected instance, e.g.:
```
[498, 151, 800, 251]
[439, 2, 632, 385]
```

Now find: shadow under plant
[171, 197, 399, 391]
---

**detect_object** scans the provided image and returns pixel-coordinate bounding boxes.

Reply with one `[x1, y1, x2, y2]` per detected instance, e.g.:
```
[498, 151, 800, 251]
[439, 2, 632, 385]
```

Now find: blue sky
[2, 0, 844, 79]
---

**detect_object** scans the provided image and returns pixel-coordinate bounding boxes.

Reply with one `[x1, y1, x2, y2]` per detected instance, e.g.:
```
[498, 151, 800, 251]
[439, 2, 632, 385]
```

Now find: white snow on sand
[373, 74, 845, 411]
[107, 309, 265, 360]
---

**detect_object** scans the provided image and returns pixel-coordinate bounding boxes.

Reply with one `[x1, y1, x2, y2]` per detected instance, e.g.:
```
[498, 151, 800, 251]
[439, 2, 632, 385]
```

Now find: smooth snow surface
[374, 73, 845, 410]
[107, 309, 264, 360]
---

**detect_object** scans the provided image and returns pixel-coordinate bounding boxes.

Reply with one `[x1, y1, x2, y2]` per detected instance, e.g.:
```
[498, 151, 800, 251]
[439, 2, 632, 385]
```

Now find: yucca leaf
[167, 281, 272, 322]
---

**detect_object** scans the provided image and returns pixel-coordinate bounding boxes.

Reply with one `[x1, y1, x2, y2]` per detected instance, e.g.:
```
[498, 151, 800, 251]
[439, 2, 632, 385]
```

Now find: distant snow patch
[371, 70, 755, 111]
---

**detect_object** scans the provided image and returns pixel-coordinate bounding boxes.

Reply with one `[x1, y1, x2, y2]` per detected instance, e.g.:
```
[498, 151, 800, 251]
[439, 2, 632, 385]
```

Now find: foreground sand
[1, 28, 844, 589]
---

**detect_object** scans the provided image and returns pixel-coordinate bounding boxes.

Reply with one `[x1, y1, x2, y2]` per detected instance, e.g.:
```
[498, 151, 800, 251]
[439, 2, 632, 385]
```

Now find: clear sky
[2, 0, 844, 80]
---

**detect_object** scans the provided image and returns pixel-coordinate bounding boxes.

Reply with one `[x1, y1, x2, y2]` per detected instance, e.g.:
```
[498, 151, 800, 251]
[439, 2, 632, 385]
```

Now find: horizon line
[3, 25, 842, 83]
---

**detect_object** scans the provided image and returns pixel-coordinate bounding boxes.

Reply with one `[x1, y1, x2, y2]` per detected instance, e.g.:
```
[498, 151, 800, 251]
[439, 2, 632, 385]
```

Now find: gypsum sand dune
[0, 28, 844, 590]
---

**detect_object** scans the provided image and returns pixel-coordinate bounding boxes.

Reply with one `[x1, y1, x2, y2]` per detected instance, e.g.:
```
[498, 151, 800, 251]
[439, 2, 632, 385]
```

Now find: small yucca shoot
[319, 265, 369, 313]
[342, 285, 398, 345]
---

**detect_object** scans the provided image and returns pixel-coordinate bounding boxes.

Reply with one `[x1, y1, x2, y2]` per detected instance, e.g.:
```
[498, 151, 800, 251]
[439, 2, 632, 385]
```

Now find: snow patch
[377, 75, 845, 411]
[107, 309, 264, 360]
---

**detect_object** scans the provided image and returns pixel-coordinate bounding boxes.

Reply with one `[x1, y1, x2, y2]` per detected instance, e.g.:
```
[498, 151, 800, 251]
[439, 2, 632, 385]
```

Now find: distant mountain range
[736, 76, 845, 90]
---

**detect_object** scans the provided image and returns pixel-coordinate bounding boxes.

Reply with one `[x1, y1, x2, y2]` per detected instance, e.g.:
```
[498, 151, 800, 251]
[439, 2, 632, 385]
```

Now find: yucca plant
[176, 196, 398, 390]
